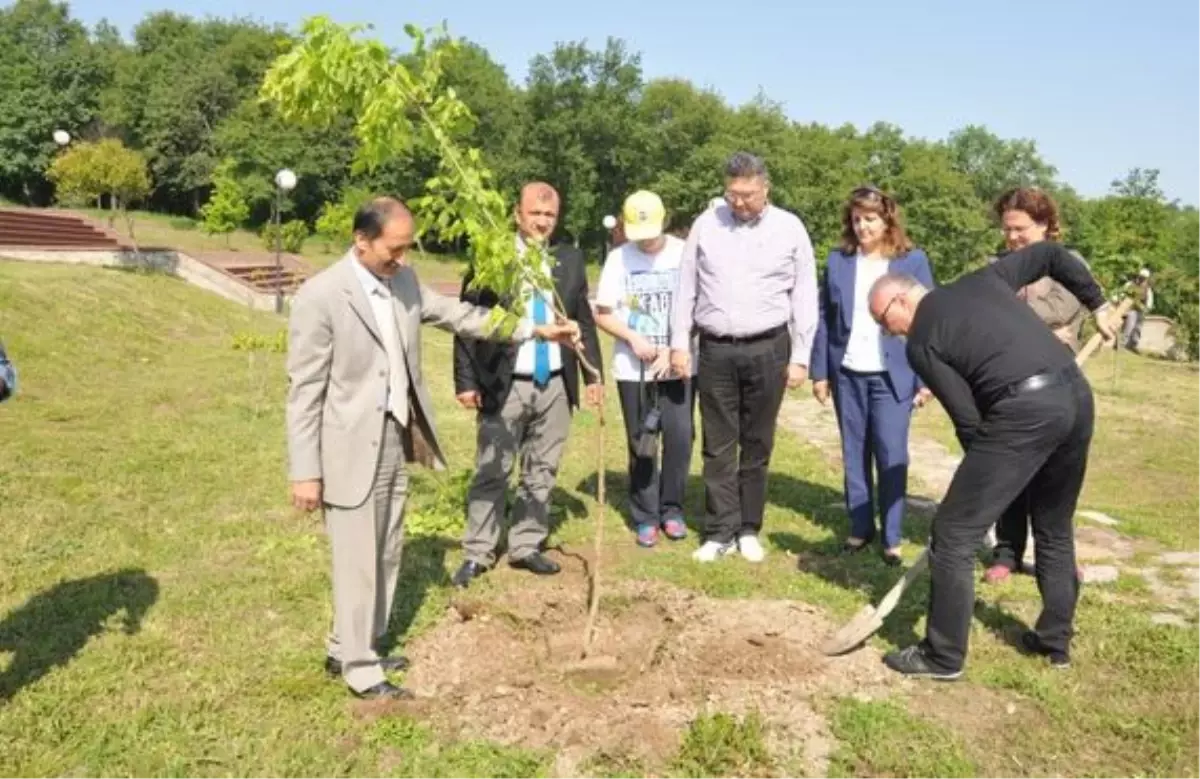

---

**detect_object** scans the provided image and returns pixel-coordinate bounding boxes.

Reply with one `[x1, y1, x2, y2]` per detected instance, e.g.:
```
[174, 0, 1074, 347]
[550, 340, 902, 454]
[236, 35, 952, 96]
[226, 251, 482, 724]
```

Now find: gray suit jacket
[286, 251, 519, 509]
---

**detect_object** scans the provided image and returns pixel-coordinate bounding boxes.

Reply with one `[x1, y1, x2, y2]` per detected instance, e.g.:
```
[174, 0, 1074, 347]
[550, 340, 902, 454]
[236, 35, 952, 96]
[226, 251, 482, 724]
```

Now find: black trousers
[616, 378, 696, 527]
[991, 490, 1032, 570]
[922, 366, 1094, 672]
[696, 326, 790, 544]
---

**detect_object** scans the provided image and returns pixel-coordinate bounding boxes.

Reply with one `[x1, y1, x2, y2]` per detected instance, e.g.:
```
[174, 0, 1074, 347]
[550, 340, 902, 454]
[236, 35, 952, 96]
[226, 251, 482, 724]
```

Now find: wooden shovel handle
[1075, 298, 1134, 366]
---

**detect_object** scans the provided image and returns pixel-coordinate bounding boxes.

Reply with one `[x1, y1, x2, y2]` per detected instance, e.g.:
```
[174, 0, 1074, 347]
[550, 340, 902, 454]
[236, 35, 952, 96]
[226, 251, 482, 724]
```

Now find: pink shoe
[984, 564, 1012, 584]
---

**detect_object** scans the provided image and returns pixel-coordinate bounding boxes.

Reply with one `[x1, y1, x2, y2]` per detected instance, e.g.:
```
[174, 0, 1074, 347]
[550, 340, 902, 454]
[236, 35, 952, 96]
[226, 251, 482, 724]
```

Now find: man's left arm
[788, 224, 819, 369]
[420, 282, 533, 342]
[989, 242, 1107, 312]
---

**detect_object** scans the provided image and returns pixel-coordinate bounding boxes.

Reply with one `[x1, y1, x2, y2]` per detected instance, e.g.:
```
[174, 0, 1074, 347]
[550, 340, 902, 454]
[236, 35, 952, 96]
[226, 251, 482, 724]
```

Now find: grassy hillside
[0, 258, 1195, 777]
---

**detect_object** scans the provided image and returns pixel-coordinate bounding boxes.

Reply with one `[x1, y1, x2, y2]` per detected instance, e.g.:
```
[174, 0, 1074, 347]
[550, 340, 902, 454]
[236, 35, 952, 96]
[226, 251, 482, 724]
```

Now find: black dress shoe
[325, 655, 409, 677]
[509, 552, 561, 575]
[352, 681, 414, 700]
[452, 560, 489, 589]
[881, 550, 903, 567]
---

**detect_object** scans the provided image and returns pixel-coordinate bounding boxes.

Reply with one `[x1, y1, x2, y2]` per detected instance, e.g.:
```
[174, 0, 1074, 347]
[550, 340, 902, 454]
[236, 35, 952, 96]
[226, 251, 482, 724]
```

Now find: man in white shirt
[594, 191, 697, 548]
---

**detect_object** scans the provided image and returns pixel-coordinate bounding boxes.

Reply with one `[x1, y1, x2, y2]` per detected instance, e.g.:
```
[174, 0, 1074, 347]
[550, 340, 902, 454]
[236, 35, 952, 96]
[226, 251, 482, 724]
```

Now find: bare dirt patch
[391, 574, 893, 776]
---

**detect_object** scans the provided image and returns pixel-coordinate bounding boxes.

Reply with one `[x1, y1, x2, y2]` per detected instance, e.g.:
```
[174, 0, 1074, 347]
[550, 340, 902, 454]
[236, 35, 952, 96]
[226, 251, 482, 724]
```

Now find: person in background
[670, 151, 819, 564]
[810, 187, 935, 566]
[985, 187, 1090, 584]
[451, 182, 605, 588]
[594, 190, 696, 548]
[1121, 269, 1154, 351]
[0, 340, 15, 403]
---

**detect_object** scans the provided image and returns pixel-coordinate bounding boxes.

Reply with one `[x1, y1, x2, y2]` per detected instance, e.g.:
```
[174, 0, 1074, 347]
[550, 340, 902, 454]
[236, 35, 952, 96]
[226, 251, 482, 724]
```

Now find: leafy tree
[47, 137, 150, 211]
[314, 185, 374, 251]
[0, 0, 108, 203]
[199, 158, 249, 245]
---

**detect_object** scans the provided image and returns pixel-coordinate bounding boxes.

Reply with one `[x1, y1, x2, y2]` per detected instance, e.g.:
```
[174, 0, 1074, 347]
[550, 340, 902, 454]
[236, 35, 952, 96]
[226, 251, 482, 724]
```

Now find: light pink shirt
[671, 201, 819, 366]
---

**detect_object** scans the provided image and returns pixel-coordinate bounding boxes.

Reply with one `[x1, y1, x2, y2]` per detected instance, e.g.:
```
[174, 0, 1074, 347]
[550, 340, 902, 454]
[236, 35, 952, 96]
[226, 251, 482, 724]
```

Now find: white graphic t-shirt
[595, 235, 697, 382]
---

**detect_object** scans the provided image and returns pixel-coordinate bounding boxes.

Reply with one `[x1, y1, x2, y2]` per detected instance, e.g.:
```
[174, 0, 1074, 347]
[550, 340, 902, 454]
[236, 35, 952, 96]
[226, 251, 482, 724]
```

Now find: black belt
[512, 369, 563, 382]
[698, 323, 788, 345]
[999, 364, 1078, 403]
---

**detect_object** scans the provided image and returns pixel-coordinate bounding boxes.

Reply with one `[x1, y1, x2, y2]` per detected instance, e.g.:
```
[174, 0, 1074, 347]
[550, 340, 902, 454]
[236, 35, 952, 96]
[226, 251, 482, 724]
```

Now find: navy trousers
[832, 368, 912, 549]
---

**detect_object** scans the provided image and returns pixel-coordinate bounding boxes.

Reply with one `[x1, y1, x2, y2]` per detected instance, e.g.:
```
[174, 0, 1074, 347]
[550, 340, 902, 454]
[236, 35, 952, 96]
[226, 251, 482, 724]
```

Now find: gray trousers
[463, 376, 570, 566]
[325, 414, 409, 693]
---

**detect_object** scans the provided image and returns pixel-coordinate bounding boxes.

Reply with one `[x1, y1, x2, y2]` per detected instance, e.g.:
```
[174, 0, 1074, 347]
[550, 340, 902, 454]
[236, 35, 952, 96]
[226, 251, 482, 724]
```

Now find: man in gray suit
[286, 197, 579, 700]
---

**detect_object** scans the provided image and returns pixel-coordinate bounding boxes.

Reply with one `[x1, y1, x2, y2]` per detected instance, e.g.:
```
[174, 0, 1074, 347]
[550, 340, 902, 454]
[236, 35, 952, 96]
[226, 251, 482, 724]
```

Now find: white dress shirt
[353, 256, 409, 424]
[512, 235, 563, 376]
[841, 253, 890, 373]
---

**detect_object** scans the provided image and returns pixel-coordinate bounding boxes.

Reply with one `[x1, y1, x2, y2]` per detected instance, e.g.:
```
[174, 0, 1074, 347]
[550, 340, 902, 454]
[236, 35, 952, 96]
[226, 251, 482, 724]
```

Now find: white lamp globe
[53, 130, 70, 146]
[602, 215, 617, 230]
[275, 169, 298, 192]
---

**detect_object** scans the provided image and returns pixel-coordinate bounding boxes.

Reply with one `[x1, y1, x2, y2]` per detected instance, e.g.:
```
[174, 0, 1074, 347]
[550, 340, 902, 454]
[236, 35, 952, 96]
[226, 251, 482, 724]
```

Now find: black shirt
[906, 242, 1107, 446]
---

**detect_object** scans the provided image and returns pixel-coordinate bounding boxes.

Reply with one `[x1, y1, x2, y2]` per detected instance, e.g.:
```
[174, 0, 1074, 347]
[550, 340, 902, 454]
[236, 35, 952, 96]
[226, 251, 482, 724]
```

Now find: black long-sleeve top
[906, 242, 1107, 448]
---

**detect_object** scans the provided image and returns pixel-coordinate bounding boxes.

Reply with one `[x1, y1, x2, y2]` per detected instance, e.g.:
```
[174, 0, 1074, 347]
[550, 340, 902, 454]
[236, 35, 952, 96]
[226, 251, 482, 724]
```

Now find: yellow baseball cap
[621, 190, 665, 241]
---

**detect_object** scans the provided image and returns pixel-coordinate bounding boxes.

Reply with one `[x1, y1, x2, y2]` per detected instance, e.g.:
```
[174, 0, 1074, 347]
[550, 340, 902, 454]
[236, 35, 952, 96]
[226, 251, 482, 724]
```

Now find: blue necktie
[532, 294, 551, 387]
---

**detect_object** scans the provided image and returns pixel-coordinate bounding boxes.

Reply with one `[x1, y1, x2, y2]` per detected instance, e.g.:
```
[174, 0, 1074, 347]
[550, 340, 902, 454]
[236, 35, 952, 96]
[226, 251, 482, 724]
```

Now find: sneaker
[692, 540, 734, 563]
[737, 534, 765, 563]
[883, 645, 963, 681]
[983, 564, 1012, 584]
[635, 523, 659, 548]
[661, 517, 688, 541]
[1020, 631, 1070, 669]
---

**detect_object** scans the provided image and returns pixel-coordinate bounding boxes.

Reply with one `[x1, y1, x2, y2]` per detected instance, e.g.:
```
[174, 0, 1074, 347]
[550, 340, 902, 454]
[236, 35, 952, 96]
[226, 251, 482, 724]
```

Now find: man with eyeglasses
[670, 151, 819, 563]
[865, 242, 1116, 679]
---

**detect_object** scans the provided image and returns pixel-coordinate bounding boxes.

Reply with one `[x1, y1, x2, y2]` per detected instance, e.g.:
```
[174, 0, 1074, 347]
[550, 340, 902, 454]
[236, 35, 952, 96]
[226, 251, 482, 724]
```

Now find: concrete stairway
[0, 209, 125, 249]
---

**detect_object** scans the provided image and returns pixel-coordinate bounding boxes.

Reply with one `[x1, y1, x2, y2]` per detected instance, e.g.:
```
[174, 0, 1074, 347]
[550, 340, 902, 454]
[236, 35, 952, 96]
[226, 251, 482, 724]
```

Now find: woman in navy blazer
[810, 187, 935, 565]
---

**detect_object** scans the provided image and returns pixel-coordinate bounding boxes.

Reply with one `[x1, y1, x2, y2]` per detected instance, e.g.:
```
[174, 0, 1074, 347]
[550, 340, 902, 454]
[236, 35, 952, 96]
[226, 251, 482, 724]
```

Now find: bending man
[868, 242, 1115, 679]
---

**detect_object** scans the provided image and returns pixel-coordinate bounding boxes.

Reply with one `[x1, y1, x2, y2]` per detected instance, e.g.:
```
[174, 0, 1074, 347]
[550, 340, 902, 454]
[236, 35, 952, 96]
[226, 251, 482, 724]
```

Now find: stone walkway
[776, 394, 1199, 624]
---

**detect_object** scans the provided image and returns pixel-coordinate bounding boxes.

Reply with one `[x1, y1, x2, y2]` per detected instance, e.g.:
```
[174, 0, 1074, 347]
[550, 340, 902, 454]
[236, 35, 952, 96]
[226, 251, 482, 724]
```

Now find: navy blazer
[809, 248, 935, 401]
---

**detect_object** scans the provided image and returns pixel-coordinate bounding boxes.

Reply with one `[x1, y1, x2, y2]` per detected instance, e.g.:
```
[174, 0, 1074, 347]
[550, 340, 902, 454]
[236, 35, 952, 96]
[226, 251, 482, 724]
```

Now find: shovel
[819, 297, 1126, 656]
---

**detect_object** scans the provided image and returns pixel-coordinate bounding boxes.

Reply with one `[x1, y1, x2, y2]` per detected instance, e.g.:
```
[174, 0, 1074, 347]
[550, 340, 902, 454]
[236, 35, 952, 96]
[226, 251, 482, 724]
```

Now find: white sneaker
[692, 541, 734, 563]
[738, 534, 765, 563]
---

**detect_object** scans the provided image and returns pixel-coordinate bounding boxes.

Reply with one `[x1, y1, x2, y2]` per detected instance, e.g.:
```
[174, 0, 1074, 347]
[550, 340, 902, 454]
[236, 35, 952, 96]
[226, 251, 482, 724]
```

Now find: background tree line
[1, 0, 1195, 354]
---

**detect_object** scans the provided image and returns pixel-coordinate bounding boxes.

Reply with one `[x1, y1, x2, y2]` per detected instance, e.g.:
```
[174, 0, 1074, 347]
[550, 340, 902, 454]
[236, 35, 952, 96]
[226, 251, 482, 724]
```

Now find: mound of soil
[384, 576, 894, 776]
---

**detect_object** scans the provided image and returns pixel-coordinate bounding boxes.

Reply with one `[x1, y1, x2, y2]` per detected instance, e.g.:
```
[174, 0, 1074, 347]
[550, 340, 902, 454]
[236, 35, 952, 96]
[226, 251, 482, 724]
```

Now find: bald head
[515, 181, 560, 244]
[867, 272, 928, 336]
[352, 196, 415, 277]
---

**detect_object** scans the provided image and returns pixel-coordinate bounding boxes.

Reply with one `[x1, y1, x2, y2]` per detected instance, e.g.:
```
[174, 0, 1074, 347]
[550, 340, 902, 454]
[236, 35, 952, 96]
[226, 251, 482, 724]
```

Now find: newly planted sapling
[259, 16, 608, 656]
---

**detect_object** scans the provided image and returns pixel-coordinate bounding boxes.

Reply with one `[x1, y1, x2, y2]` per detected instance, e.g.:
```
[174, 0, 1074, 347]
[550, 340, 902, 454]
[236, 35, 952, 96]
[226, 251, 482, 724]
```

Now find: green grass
[0, 257, 1196, 777]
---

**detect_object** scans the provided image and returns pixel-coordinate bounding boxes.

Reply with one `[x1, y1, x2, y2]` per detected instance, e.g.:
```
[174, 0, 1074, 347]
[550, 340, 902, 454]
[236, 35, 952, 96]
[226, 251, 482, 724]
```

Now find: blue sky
[64, 0, 1199, 205]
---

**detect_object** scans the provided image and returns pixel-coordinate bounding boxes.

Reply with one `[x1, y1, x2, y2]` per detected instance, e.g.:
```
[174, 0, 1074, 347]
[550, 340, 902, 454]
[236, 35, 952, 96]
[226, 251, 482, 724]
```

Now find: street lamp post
[602, 214, 616, 258]
[273, 168, 297, 314]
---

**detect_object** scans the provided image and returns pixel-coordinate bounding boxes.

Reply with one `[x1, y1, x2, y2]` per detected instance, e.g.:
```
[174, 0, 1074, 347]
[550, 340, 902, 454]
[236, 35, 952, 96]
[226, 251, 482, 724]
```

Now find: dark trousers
[991, 491, 1032, 570]
[696, 327, 790, 544]
[832, 368, 912, 550]
[922, 367, 1094, 672]
[616, 378, 696, 527]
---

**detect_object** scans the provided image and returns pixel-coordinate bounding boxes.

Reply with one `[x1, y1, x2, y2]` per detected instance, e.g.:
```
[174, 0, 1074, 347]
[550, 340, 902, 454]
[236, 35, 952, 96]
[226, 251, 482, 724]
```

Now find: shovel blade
[821, 604, 884, 656]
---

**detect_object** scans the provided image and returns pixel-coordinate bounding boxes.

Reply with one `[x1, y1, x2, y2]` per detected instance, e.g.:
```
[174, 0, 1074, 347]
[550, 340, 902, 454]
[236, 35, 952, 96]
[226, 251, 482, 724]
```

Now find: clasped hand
[1092, 304, 1119, 342]
[532, 317, 580, 346]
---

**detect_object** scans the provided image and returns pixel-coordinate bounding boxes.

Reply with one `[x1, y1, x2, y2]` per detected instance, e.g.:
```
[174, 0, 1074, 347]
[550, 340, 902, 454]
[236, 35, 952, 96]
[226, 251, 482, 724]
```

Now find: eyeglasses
[874, 293, 900, 325]
[724, 188, 765, 205]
